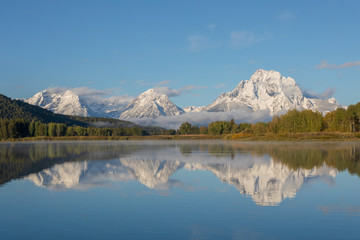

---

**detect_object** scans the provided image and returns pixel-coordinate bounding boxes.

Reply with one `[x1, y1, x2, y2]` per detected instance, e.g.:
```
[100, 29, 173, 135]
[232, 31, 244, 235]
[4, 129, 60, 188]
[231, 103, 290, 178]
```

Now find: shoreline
[1, 132, 360, 142]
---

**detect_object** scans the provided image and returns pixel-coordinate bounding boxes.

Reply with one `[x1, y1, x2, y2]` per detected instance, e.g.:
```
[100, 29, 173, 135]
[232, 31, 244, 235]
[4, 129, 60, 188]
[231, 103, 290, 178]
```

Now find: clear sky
[1, 0, 359, 108]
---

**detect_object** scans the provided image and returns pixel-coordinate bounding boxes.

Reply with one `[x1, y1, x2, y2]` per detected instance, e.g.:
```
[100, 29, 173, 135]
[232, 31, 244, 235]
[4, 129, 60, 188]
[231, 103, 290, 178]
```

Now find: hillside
[0, 93, 136, 128]
[119, 88, 185, 119]
[0, 93, 86, 126]
[205, 69, 340, 115]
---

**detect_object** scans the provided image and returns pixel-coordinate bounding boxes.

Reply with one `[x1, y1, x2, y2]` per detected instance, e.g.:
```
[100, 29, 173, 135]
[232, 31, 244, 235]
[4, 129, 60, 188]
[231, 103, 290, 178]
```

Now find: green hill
[0, 93, 86, 126]
[0, 93, 136, 127]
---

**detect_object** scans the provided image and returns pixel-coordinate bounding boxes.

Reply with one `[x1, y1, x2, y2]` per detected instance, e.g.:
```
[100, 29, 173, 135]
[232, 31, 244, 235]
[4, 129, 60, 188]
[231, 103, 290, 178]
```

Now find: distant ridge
[0, 93, 85, 126]
[205, 69, 340, 115]
[24, 69, 342, 120]
[25, 87, 131, 118]
[0, 93, 136, 127]
[119, 88, 184, 119]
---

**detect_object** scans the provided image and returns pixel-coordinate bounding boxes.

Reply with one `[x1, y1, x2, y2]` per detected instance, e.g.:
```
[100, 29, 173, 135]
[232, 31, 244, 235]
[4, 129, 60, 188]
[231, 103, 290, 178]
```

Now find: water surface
[1, 140, 360, 239]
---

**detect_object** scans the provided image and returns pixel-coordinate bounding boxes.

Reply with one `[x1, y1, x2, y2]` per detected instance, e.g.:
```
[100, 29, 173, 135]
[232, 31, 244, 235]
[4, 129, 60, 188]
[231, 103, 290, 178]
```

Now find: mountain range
[25, 87, 132, 118]
[26, 151, 337, 206]
[25, 69, 341, 121]
[0, 93, 86, 126]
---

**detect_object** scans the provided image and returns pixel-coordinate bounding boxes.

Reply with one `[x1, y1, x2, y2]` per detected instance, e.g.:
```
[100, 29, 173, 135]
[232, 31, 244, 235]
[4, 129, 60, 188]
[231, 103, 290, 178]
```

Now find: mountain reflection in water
[1, 141, 359, 206]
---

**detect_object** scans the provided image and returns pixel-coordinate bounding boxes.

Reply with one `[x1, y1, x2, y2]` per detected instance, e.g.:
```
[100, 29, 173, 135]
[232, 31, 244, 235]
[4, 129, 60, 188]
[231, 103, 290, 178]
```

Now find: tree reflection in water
[1, 141, 359, 206]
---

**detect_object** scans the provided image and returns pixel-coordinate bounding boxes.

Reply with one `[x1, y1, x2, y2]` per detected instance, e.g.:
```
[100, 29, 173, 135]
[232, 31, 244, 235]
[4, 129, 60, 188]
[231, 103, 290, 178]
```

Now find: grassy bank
[227, 132, 360, 141]
[1, 134, 222, 142]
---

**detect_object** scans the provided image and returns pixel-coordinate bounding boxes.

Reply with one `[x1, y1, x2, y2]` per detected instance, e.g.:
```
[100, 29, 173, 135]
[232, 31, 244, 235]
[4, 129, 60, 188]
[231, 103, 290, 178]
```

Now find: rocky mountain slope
[25, 88, 131, 118]
[0, 93, 86, 125]
[205, 69, 340, 115]
[119, 89, 185, 119]
[26, 152, 337, 206]
[25, 69, 341, 119]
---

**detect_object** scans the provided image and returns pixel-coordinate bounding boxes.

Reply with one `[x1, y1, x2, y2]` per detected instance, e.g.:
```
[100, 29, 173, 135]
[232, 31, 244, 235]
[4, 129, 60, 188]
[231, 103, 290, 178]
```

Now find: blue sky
[1, 0, 359, 108]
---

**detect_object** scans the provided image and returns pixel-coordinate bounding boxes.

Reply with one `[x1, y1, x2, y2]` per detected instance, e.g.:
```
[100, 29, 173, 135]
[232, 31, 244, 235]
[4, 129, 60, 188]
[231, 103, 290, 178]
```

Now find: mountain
[25, 88, 132, 118]
[205, 69, 340, 115]
[119, 157, 184, 188]
[26, 154, 337, 206]
[183, 106, 206, 113]
[0, 93, 138, 129]
[119, 88, 185, 119]
[189, 161, 336, 206]
[24, 69, 341, 120]
[0, 93, 86, 125]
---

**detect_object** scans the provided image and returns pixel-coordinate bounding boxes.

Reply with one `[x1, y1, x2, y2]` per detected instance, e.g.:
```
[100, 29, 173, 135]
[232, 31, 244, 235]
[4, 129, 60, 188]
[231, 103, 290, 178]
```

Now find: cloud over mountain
[316, 60, 360, 70]
[129, 109, 272, 129]
[25, 87, 133, 118]
[26, 69, 341, 126]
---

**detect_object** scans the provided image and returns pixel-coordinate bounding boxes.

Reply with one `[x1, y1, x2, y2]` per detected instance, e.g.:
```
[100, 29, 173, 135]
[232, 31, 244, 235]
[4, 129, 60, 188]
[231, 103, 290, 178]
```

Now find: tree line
[178, 102, 360, 135]
[1, 102, 360, 140]
[0, 119, 153, 139]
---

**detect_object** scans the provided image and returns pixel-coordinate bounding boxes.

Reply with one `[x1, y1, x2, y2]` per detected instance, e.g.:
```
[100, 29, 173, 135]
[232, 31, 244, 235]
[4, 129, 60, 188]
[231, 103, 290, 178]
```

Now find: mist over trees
[177, 102, 360, 135]
[1, 98, 360, 140]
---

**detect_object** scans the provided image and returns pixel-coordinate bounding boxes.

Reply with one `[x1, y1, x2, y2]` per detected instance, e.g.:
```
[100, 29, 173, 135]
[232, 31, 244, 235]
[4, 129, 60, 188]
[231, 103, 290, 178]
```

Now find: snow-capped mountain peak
[25, 87, 132, 118]
[206, 69, 340, 115]
[183, 106, 206, 113]
[26, 88, 89, 116]
[119, 88, 184, 119]
[25, 69, 341, 121]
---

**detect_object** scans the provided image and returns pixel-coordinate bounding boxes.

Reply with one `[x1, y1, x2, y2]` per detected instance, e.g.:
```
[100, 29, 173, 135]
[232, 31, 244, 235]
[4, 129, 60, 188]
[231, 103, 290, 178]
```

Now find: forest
[0, 102, 360, 140]
[178, 102, 360, 135]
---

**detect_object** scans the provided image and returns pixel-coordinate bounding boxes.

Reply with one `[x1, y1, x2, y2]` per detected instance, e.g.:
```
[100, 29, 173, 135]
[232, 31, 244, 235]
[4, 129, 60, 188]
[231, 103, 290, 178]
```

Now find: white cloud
[230, 31, 264, 49]
[180, 85, 207, 91]
[130, 110, 272, 129]
[45, 87, 68, 94]
[136, 80, 151, 86]
[214, 82, 226, 89]
[316, 60, 360, 70]
[187, 35, 220, 52]
[279, 11, 296, 21]
[224, 64, 237, 69]
[187, 35, 211, 52]
[153, 87, 182, 97]
[156, 80, 171, 86]
[45, 86, 111, 97]
[153, 85, 206, 98]
[71, 87, 112, 96]
[207, 24, 217, 29]
[302, 88, 336, 100]
[44, 86, 133, 104]
[106, 95, 134, 104]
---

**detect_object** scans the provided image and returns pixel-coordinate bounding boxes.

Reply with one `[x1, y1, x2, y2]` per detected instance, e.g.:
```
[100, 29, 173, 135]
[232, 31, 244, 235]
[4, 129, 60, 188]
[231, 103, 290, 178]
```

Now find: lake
[1, 140, 360, 239]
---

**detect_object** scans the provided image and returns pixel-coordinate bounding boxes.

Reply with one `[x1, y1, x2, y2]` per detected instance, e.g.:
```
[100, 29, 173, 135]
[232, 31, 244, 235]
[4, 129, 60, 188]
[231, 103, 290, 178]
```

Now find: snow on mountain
[183, 106, 206, 113]
[26, 160, 133, 190]
[25, 150, 337, 206]
[119, 88, 185, 119]
[189, 161, 336, 206]
[205, 69, 341, 115]
[119, 157, 184, 188]
[25, 69, 341, 121]
[306, 97, 340, 115]
[25, 87, 132, 118]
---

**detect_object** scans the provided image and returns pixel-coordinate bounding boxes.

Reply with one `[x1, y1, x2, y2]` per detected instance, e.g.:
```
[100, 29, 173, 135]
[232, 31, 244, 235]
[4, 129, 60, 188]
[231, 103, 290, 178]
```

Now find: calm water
[1, 140, 360, 239]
